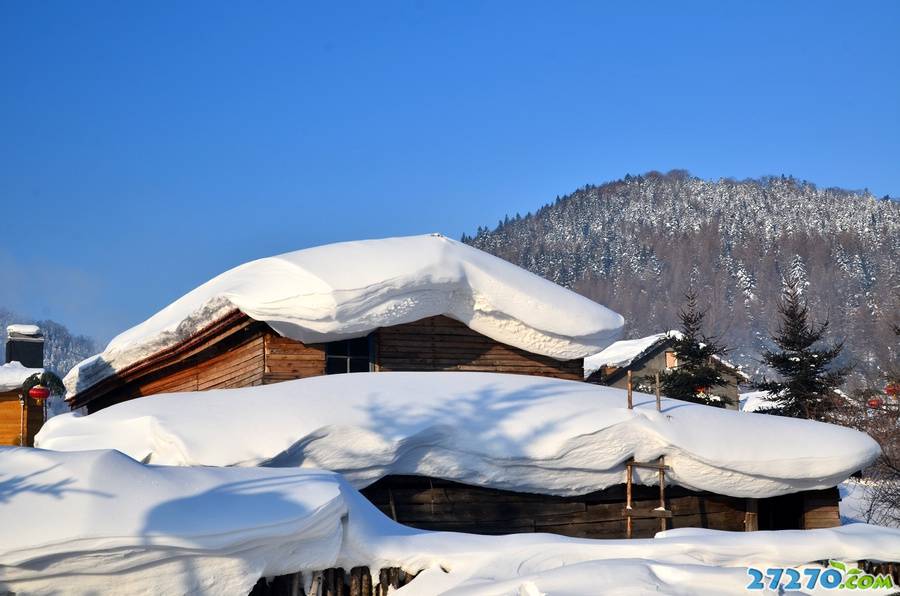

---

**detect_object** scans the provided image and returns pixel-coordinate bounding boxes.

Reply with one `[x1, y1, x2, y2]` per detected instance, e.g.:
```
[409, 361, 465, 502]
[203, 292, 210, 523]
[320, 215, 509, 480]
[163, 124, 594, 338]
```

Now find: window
[325, 336, 372, 374]
[665, 350, 678, 369]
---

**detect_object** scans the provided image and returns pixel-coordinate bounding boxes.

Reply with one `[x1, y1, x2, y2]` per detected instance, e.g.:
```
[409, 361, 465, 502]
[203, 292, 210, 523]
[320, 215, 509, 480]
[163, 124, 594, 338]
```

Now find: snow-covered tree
[756, 278, 850, 420]
[658, 291, 729, 407]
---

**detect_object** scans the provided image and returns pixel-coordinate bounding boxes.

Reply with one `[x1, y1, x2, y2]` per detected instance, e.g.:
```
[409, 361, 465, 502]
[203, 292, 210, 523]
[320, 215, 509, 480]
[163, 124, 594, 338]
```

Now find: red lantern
[867, 396, 884, 409]
[28, 385, 50, 405]
[695, 386, 708, 395]
[886, 383, 898, 397]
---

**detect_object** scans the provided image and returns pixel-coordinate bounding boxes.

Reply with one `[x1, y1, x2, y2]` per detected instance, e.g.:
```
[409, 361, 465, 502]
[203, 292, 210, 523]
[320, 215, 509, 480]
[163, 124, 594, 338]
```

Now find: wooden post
[291, 572, 301, 596]
[625, 459, 633, 538]
[658, 455, 666, 532]
[655, 372, 661, 411]
[627, 370, 633, 410]
[745, 498, 759, 531]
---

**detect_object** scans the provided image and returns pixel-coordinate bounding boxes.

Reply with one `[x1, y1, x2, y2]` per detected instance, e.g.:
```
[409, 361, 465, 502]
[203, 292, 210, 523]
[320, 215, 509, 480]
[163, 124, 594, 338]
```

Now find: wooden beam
[627, 370, 633, 409]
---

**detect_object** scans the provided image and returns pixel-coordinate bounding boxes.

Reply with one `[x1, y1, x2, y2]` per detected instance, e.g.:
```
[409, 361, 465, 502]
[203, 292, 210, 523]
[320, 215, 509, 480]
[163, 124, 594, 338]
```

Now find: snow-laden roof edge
[39, 372, 880, 499]
[584, 330, 751, 381]
[63, 234, 624, 398]
[0, 361, 44, 393]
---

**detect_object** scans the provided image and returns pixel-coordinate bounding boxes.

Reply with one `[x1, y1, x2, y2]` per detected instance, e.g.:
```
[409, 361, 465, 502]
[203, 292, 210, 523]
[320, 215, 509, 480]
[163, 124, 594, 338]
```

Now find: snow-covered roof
[6, 323, 41, 337]
[2, 446, 898, 595]
[583, 332, 668, 377]
[38, 371, 879, 499]
[63, 234, 624, 397]
[0, 361, 43, 392]
[583, 330, 751, 381]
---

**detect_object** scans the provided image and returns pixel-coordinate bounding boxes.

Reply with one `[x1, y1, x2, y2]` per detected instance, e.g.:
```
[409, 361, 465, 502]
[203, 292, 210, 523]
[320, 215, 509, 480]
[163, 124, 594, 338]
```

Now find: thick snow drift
[0, 447, 345, 595]
[38, 372, 879, 498]
[3, 448, 898, 595]
[0, 361, 43, 392]
[63, 234, 624, 397]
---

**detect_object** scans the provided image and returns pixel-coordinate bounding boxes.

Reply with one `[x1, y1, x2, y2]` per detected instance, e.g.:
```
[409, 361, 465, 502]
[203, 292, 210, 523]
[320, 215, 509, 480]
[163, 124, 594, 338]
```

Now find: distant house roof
[0, 361, 43, 393]
[584, 331, 750, 381]
[64, 234, 625, 398]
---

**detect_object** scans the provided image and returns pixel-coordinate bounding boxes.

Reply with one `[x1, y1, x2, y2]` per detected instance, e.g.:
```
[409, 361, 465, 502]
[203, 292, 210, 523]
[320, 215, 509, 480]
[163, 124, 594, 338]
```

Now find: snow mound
[63, 234, 624, 397]
[6, 323, 41, 337]
[0, 361, 43, 392]
[0, 447, 346, 595]
[38, 372, 879, 498]
[1, 448, 897, 595]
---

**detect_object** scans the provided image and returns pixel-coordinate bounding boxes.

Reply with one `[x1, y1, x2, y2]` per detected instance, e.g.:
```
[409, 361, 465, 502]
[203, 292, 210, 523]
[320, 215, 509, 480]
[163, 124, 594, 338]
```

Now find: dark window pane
[326, 341, 349, 356]
[326, 357, 348, 375]
[348, 336, 370, 357]
[349, 357, 370, 373]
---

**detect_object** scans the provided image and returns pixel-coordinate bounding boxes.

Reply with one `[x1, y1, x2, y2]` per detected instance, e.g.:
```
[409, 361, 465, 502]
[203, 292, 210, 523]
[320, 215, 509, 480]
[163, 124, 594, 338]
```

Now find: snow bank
[0, 361, 43, 392]
[38, 372, 879, 498]
[63, 234, 624, 397]
[0, 447, 346, 595]
[2, 448, 898, 596]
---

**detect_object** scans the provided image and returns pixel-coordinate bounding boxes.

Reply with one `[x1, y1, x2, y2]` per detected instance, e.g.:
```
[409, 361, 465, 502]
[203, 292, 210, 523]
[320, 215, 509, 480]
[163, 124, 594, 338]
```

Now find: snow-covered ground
[1, 447, 898, 596]
[64, 234, 625, 397]
[38, 372, 879, 499]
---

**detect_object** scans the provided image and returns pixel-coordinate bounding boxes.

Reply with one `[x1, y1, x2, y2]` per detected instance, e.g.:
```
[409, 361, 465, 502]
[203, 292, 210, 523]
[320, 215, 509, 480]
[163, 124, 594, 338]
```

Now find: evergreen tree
[756, 277, 849, 420]
[658, 291, 729, 407]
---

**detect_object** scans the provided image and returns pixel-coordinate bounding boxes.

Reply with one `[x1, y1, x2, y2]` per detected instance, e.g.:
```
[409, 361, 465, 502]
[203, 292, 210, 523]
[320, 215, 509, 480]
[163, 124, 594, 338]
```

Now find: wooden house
[584, 332, 749, 409]
[60, 236, 843, 537]
[71, 311, 585, 412]
[0, 325, 45, 446]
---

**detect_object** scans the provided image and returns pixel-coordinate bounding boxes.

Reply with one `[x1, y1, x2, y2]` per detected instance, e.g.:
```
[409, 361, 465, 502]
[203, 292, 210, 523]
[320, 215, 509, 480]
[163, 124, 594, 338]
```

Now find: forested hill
[0, 308, 97, 377]
[464, 170, 900, 382]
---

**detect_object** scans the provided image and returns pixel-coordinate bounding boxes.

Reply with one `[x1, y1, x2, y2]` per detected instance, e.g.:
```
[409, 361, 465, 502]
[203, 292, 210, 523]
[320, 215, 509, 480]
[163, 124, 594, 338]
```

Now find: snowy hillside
[465, 171, 900, 380]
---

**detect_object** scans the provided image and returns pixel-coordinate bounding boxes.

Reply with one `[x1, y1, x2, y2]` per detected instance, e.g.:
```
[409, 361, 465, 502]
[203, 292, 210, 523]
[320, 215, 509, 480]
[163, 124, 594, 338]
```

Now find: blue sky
[1, 1, 898, 342]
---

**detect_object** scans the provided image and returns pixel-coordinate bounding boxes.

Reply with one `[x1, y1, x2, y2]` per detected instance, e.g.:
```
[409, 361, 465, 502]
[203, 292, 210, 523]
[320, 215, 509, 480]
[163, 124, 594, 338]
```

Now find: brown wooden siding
[263, 334, 326, 384]
[361, 475, 751, 538]
[362, 475, 840, 537]
[81, 313, 584, 411]
[375, 316, 583, 380]
[0, 391, 44, 446]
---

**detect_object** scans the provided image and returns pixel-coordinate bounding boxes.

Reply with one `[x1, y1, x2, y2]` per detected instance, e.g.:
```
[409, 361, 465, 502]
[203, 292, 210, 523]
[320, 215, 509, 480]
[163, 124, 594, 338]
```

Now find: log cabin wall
[361, 475, 841, 537]
[361, 475, 749, 538]
[374, 316, 583, 380]
[0, 390, 43, 446]
[81, 313, 583, 412]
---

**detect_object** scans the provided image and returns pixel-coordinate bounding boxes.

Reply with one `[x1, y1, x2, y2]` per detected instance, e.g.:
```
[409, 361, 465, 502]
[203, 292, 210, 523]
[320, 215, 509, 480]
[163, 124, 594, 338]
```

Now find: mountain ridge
[464, 170, 900, 382]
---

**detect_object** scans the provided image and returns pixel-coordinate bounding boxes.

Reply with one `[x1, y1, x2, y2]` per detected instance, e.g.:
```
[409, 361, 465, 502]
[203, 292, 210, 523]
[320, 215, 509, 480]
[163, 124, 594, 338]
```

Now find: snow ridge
[38, 372, 879, 499]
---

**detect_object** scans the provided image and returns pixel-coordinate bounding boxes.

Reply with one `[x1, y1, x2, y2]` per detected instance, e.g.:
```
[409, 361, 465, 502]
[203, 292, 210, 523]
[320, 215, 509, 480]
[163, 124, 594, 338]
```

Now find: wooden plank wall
[0, 393, 23, 446]
[376, 316, 583, 380]
[361, 475, 748, 538]
[802, 487, 841, 529]
[262, 334, 326, 384]
[0, 392, 44, 446]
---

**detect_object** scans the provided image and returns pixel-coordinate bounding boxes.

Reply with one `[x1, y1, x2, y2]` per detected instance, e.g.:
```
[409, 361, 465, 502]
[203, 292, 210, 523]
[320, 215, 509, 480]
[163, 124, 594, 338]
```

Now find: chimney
[5, 324, 44, 368]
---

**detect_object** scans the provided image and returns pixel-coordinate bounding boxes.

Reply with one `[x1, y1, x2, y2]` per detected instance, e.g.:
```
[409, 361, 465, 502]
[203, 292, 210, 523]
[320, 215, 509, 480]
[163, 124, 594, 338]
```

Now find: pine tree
[756, 277, 849, 420]
[658, 291, 729, 407]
